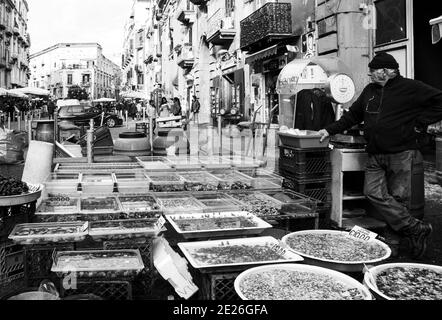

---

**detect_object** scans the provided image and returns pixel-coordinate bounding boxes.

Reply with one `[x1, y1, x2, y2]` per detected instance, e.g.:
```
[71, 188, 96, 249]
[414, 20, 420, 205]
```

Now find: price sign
[271, 243, 287, 256]
[156, 216, 166, 229]
[348, 226, 378, 242]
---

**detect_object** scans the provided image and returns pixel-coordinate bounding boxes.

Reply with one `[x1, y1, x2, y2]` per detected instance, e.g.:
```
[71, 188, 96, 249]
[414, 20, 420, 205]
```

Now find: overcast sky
[27, 0, 132, 66]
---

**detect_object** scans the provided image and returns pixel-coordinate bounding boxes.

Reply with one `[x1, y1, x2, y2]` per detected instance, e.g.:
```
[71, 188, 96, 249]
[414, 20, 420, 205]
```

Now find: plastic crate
[279, 146, 331, 180]
[103, 238, 154, 297]
[0, 275, 26, 299]
[24, 243, 75, 286]
[1, 242, 25, 281]
[263, 212, 319, 231]
[282, 177, 332, 203]
[0, 202, 35, 242]
[60, 279, 132, 300]
[200, 272, 240, 301]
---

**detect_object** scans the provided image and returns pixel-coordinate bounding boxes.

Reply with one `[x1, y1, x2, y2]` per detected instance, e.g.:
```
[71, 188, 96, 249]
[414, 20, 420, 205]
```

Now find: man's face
[368, 68, 388, 84]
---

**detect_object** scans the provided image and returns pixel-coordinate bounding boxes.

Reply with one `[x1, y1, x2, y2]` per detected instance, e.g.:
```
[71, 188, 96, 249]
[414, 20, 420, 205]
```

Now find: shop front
[210, 50, 245, 127]
[246, 44, 297, 126]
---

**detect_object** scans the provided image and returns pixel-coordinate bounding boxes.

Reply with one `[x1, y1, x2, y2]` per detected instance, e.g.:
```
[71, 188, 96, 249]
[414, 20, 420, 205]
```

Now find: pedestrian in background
[148, 99, 157, 132]
[129, 101, 137, 120]
[136, 100, 142, 120]
[171, 97, 182, 117]
[191, 95, 200, 124]
[47, 99, 56, 120]
[159, 97, 171, 118]
[319, 52, 442, 259]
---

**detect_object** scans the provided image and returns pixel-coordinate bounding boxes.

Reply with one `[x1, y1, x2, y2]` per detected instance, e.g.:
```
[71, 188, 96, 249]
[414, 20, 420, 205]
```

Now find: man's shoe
[406, 222, 433, 259]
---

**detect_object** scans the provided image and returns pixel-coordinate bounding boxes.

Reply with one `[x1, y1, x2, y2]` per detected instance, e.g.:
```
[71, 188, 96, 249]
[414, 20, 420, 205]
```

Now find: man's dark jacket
[325, 75, 442, 154]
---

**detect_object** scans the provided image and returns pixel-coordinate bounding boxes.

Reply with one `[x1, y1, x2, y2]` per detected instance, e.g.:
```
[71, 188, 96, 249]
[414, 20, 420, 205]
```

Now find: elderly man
[319, 52, 442, 259]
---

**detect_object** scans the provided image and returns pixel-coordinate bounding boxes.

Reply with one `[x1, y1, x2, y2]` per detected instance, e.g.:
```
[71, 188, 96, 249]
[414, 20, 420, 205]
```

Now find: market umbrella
[6, 89, 29, 99]
[120, 91, 147, 100]
[93, 98, 116, 103]
[15, 87, 50, 96]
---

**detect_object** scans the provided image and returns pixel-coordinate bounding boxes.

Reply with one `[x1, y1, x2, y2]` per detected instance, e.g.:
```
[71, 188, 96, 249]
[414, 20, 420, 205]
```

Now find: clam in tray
[51, 249, 144, 278]
[178, 236, 303, 272]
[363, 263, 442, 300]
[235, 264, 372, 300]
[166, 211, 272, 239]
[281, 230, 391, 272]
[9, 221, 88, 245]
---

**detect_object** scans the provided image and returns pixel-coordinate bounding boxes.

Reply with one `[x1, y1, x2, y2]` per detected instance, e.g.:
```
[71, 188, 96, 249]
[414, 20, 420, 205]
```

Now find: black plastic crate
[264, 212, 320, 231]
[0, 202, 35, 242]
[24, 243, 75, 286]
[283, 177, 332, 204]
[103, 238, 154, 297]
[1, 241, 25, 281]
[0, 274, 26, 299]
[279, 146, 330, 163]
[60, 279, 132, 300]
[199, 272, 240, 301]
[279, 146, 331, 180]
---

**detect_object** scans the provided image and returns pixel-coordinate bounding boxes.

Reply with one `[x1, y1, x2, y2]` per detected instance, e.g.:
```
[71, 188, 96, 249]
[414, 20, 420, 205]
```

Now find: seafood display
[179, 172, 220, 192]
[52, 250, 144, 278]
[238, 268, 367, 300]
[283, 231, 389, 263]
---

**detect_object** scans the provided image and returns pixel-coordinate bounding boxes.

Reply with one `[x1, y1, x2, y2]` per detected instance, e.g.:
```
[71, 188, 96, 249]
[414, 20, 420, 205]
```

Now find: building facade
[0, 0, 30, 89]
[121, 0, 151, 96]
[135, 0, 442, 126]
[29, 43, 121, 100]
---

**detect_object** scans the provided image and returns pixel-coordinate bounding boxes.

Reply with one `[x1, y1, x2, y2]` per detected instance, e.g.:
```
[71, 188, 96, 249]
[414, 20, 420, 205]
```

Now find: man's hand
[318, 129, 330, 143]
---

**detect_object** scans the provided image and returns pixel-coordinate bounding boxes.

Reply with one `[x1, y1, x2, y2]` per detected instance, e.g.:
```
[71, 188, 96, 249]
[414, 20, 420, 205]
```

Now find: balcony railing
[177, 44, 194, 69]
[177, 5, 195, 24]
[5, 26, 12, 36]
[240, 2, 292, 52]
[207, 8, 236, 46]
[189, 0, 207, 6]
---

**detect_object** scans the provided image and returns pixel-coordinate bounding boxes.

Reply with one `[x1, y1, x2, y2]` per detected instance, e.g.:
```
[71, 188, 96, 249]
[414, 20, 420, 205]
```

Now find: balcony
[11, 53, 18, 61]
[189, 0, 208, 6]
[240, 2, 292, 52]
[0, 20, 6, 30]
[13, 27, 19, 36]
[177, 9, 195, 25]
[207, 9, 236, 46]
[0, 57, 6, 68]
[144, 54, 154, 65]
[5, 26, 12, 37]
[177, 44, 194, 69]
[81, 81, 91, 87]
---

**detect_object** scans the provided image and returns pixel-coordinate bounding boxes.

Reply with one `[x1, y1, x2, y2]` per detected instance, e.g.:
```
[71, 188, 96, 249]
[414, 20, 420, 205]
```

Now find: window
[226, 0, 235, 17]
[375, 0, 407, 46]
[67, 74, 73, 85]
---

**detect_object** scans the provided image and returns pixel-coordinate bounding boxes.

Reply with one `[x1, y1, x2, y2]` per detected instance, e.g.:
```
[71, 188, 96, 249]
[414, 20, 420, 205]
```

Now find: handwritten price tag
[348, 225, 378, 242]
[156, 216, 166, 229]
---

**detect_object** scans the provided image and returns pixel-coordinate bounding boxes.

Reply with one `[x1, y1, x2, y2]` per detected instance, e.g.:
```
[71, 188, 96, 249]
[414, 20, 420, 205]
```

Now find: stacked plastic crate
[278, 143, 332, 227]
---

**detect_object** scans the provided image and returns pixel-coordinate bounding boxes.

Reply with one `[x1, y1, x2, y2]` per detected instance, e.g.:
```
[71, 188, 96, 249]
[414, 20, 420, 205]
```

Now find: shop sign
[328, 73, 355, 104]
[302, 31, 317, 59]
[279, 64, 327, 87]
[220, 53, 237, 72]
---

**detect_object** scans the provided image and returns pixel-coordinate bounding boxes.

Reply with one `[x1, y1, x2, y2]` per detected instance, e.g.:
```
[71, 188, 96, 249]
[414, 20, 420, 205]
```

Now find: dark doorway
[413, 3, 442, 89]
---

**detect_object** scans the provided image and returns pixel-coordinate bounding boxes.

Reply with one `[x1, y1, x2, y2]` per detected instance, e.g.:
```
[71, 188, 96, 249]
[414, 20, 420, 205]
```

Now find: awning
[245, 44, 278, 65]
